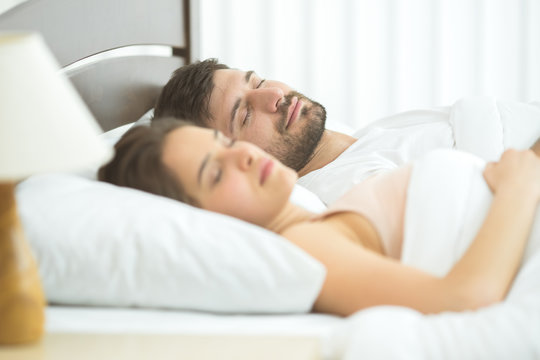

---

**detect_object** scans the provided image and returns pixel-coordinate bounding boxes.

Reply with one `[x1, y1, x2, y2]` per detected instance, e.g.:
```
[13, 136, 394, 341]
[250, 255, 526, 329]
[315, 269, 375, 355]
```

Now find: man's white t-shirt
[298, 107, 454, 204]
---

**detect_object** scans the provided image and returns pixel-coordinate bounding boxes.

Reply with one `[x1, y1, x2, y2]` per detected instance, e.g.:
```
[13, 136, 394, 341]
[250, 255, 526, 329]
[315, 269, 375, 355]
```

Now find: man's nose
[247, 87, 284, 113]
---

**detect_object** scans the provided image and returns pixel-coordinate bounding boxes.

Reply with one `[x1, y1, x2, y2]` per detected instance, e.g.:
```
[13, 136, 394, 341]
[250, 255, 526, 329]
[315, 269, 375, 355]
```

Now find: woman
[99, 117, 540, 316]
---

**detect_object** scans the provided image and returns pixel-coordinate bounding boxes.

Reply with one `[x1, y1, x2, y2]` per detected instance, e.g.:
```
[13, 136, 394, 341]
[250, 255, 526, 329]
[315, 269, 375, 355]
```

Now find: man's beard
[265, 91, 326, 172]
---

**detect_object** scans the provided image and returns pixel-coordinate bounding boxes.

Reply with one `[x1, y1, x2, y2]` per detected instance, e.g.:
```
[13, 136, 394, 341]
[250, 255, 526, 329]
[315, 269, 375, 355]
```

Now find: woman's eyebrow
[197, 130, 219, 186]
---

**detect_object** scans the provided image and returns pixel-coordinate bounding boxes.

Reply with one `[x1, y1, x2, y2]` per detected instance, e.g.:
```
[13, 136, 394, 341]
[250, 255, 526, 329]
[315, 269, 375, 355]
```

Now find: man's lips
[286, 97, 302, 129]
[259, 159, 274, 185]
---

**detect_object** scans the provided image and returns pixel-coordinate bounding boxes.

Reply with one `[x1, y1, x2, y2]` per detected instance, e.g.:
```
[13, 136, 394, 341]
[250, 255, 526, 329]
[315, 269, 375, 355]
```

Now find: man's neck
[298, 130, 357, 177]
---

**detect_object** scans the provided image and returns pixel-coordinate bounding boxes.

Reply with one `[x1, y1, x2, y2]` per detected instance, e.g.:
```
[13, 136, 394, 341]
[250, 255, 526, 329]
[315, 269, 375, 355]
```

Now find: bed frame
[0, 0, 190, 132]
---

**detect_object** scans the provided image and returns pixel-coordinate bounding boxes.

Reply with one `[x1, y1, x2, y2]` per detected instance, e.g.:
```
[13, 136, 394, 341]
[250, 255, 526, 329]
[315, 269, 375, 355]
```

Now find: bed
[2, 1, 540, 359]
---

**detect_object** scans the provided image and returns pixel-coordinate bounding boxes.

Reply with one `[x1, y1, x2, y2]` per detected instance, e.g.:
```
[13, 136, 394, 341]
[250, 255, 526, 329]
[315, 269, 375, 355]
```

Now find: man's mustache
[276, 92, 305, 133]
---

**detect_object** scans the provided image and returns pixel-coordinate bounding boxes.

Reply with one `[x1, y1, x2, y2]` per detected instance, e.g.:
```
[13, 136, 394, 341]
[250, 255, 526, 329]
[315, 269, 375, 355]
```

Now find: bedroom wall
[193, 0, 540, 133]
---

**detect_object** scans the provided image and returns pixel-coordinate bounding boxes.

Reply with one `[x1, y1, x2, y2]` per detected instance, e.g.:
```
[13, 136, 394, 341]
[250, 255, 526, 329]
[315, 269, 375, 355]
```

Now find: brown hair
[98, 118, 199, 207]
[153, 58, 229, 127]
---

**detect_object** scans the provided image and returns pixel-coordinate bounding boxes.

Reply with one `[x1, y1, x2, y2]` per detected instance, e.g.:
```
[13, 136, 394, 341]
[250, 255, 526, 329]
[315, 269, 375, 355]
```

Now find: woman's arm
[445, 149, 540, 306]
[284, 149, 540, 316]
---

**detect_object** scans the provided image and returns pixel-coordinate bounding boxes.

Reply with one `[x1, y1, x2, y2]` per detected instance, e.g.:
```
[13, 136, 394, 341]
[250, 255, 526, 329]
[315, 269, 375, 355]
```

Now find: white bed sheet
[45, 306, 342, 336]
[44, 306, 343, 360]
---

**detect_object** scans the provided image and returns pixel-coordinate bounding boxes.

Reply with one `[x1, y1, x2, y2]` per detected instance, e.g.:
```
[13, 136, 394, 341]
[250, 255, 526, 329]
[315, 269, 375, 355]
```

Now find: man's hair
[98, 117, 199, 207]
[154, 58, 229, 127]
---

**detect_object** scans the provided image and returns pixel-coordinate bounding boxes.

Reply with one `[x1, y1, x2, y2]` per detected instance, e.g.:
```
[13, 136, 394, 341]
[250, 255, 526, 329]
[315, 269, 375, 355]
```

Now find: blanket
[327, 150, 540, 360]
[449, 97, 540, 161]
[298, 96, 540, 205]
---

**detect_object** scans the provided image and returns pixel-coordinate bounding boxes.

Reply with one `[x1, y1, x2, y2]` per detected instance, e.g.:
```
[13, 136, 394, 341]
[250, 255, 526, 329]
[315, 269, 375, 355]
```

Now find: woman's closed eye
[213, 167, 222, 185]
[212, 137, 236, 185]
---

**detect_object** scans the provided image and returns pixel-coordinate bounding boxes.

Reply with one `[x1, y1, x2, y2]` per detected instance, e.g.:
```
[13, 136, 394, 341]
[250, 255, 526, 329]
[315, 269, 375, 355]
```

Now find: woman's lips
[260, 159, 274, 185]
[286, 97, 302, 129]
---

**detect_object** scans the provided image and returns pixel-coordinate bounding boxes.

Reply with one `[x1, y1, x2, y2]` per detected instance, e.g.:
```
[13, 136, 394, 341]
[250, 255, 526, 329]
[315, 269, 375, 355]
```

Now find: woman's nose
[247, 87, 284, 113]
[225, 142, 253, 171]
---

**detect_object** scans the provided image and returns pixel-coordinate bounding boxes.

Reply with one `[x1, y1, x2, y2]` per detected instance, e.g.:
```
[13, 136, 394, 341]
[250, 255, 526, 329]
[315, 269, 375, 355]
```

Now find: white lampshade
[0, 32, 112, 180]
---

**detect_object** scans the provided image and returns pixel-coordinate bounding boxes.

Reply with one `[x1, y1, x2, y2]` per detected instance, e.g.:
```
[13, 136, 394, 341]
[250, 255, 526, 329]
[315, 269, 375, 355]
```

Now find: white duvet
[327, 149, 540, 360]
[299, 96, 540, 205]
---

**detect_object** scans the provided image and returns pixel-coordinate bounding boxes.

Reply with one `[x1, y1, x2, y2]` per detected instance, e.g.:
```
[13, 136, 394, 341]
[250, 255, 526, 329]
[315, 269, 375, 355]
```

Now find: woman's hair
[98, 117, 200, 207]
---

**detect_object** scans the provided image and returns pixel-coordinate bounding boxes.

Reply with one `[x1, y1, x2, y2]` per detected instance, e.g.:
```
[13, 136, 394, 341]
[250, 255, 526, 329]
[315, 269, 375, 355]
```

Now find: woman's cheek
[212, 181, 256, 214]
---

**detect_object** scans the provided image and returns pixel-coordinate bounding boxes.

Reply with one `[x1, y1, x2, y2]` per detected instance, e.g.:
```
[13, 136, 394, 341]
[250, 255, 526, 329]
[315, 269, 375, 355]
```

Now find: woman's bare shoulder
[280, 217, 365, 256]
[281, 219, 335, 242]
[282, 212, 383, 254]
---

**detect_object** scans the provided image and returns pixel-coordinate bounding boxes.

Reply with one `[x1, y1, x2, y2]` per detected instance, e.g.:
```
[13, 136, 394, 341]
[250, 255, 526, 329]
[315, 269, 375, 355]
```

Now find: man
[154, 59, 540, 204]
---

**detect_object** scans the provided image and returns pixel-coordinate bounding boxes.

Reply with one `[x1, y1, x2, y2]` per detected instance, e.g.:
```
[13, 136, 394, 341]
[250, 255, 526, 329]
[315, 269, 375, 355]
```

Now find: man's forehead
[207, 85, 229, 133]
[213, 68, 246, 88]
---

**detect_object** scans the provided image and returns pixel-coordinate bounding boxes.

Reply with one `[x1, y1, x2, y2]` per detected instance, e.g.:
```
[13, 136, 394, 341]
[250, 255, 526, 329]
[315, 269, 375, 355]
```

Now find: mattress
[45, 305, 342, 336]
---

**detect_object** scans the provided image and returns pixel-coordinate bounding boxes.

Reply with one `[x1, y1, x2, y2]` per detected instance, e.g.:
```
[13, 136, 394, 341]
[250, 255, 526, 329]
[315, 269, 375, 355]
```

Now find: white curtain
[193, 0, 540, 132]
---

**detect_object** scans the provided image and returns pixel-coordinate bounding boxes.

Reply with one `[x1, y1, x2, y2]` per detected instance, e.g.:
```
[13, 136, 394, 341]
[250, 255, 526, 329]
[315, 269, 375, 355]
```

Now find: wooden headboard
[0, 0, 190, 131]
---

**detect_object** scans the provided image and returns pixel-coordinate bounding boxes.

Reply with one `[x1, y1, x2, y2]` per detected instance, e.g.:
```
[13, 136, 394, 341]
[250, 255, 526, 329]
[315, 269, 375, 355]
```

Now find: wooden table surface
[0, 333, 322, 360]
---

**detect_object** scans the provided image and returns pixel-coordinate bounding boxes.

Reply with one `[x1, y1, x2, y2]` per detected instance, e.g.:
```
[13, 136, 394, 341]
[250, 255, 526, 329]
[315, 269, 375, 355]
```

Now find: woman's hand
[483, 149, 540, 202]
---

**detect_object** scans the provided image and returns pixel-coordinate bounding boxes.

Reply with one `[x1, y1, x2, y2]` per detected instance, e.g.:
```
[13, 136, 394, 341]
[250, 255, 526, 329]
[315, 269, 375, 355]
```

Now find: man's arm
[532, 137, 540, 157]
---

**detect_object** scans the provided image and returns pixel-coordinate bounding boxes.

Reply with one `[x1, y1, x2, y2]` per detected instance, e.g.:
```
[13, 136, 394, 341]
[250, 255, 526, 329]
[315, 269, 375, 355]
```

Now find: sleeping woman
[98, 117, 540, 317]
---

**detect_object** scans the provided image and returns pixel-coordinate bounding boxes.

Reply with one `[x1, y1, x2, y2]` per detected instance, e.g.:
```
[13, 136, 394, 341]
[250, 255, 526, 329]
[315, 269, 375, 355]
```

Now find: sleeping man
[153, 58, 540, 204]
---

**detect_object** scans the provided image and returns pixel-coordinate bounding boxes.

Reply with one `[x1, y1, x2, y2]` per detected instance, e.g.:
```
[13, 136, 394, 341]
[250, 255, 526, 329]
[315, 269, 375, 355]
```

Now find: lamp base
[0, 182, 45, 344]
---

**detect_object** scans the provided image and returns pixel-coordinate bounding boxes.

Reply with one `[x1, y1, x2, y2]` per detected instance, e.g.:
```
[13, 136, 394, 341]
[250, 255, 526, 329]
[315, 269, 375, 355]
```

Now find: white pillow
[133, 108, 153, 127]
[290, 184, 327, 213]
[15, 120, 326, 313]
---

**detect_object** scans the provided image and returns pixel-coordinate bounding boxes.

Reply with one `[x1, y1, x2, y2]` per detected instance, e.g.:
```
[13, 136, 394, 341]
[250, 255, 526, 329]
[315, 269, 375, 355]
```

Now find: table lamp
[0, 32, 112, 344]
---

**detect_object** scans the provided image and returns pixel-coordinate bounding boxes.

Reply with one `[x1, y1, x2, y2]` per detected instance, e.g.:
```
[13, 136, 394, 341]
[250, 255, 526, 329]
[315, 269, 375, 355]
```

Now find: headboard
[0, 0, 190, 131]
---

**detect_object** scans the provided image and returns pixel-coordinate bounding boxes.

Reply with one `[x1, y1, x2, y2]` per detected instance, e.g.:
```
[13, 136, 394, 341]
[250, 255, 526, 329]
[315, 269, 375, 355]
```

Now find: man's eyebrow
[197, 129, 218, 186]
[229, 71, 255, 134]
